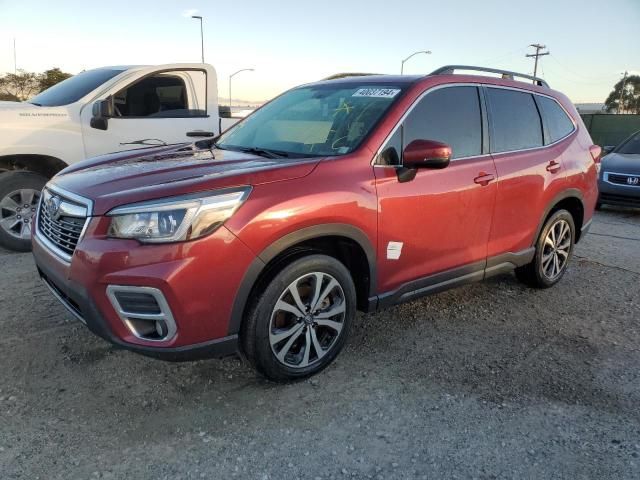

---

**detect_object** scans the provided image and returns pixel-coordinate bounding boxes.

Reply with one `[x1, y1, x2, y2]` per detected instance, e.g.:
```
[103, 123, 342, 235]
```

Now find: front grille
[38, 190, 88, 258]
[607, 173, 640, 186]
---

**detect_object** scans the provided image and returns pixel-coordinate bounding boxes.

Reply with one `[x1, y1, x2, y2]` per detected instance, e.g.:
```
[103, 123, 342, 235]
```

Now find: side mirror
[90, 98, 114, 131]
[602, 145, 615, 155]
[403, 139, 452, 169]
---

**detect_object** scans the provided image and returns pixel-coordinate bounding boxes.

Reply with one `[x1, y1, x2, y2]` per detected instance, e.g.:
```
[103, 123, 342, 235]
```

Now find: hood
[0, 101, 40, 110]
[0, 101, 70, 124]
[50, 143, 322, 215]
[601, 152, 640, 175]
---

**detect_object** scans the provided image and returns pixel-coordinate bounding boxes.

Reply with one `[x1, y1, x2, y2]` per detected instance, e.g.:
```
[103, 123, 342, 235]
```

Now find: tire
[595, 202, 603, 211]
[515, 209, 575, 288]
[241, 254, 356, 382]
[0, 171, 47, 252]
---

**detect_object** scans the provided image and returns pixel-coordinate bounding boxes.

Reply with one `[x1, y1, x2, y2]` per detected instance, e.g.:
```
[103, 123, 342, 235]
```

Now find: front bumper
[598, 175, 640, 208]
[32, 219, 257, 361]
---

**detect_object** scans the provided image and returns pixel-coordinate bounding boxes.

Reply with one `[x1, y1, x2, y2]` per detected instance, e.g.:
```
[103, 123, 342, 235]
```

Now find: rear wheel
[241, 254, 355, 382]
[515, 209, 575, 288]
[0, 171, 47, 252]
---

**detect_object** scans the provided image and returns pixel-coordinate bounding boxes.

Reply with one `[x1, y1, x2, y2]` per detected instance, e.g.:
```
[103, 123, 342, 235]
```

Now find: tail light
[589, 145, 602, 174]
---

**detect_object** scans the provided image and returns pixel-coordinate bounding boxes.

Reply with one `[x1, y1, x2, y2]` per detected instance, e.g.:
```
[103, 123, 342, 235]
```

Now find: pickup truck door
[80, 65, 220, 158]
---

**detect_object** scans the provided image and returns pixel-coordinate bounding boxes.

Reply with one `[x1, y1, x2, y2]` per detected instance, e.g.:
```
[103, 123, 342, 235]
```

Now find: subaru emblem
[46, 195, 62, 219]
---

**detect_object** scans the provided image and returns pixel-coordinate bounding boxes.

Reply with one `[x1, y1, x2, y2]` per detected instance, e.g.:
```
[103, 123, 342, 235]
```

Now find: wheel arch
[534, 190, 586, 245]
[0, 154, 68, 179]
[228, 224, 377, 336]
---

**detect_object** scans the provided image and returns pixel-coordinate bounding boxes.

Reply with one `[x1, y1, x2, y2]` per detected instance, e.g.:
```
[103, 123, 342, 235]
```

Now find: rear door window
[536, 96, 575, 144]
[487, 88, 543, 153]
[403, 86, 483, 159]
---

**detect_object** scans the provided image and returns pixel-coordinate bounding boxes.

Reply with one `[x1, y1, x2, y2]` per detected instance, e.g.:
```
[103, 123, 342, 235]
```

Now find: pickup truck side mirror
[90, 98, 114, 131]
[602, 145, 616, 155]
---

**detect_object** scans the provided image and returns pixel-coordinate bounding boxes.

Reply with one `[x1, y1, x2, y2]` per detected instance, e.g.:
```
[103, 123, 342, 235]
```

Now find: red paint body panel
[373, 155, 497, 292]
[31, 72, 600, 356]
[226, 154, 378, 260]
[487, 142, 569, 257]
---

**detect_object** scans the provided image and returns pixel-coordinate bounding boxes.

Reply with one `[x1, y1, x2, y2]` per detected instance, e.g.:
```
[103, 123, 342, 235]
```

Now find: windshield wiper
[226, 146, 289, 159]
[120, 138, 168, 147]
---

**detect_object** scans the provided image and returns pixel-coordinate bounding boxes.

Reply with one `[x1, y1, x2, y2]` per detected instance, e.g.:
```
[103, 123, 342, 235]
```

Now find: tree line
[0, 68, 72, 101]
[604, 75, 640, 114]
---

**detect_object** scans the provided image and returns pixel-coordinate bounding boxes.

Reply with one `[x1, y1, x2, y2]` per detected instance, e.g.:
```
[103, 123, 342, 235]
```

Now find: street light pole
[400, 50, 431, 75]
[191, 15, 204, 63]
[229, 68, 255, 113]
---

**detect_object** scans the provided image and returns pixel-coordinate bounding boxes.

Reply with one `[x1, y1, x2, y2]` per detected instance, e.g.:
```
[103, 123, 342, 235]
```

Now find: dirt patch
[1, 209, 639, 479]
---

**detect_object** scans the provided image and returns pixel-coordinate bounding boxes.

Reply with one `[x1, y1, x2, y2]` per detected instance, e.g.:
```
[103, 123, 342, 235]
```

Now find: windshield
[217, 84, 405, 157]
[29, 68, 123, 107]
[616, 131, 640, 155]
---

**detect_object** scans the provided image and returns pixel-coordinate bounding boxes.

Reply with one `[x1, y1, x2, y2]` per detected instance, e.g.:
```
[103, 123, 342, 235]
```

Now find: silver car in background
[598, 130, 640, 209]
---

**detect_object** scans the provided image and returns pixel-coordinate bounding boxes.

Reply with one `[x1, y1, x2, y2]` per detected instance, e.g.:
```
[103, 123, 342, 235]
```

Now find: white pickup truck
[0, 63, 238, 251]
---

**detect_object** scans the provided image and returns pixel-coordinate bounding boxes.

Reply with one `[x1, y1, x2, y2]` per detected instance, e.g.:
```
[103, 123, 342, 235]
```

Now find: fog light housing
[106, 286, 177, 342]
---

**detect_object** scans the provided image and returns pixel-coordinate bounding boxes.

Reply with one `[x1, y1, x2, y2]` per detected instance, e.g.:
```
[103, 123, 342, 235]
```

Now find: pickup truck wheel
[0, 171, 47, 252]
[515, 209, 575, 289]
[241, 254, 355, 382]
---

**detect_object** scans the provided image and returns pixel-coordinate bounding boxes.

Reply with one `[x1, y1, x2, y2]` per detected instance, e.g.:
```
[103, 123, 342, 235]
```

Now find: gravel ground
[1, 208, 639, 480]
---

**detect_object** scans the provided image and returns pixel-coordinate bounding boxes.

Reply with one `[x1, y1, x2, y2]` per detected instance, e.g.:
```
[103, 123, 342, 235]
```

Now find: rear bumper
[32, 222, 256, 361]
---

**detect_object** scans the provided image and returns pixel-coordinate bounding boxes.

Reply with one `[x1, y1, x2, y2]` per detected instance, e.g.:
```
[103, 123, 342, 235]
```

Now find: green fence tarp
[580, 114, 640, 147]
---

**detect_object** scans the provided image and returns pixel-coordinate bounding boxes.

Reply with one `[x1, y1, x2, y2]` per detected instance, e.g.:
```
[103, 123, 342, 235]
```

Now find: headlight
[107, 187, 251, 243]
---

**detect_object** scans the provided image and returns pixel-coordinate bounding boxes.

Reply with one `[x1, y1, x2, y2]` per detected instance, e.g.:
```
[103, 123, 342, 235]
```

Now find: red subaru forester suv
[32, 66, 600, 381]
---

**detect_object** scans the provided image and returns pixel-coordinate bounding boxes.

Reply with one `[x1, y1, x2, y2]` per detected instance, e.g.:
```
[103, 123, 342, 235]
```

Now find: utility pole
[618, 71, 628, 114]
[13, 38, 17, 74]
[526, 44, 549, 81]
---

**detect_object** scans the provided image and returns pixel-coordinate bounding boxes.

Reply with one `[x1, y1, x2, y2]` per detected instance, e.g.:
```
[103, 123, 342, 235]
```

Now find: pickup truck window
[29, 68, 123, 107]
[217, 84, 405, 157]
[113, 70, 207, 118]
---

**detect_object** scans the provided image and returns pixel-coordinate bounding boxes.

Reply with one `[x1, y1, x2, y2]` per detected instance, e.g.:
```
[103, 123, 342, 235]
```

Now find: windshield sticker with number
[352, 88, 401, 98]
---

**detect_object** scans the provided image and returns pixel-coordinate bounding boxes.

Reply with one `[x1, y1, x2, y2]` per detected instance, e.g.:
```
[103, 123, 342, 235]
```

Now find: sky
[0, 0, 638, 104]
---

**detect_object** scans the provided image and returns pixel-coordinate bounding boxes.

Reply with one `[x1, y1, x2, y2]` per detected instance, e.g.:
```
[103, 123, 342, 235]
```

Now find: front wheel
[241, 254, 356, 382]
[0, 171, 47, 252]
[515, 209, 575, 288]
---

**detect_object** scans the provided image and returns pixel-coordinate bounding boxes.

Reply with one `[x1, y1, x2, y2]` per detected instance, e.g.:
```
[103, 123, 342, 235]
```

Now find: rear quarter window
[487, 88, 543, 153]
[536, 96, 575, 144]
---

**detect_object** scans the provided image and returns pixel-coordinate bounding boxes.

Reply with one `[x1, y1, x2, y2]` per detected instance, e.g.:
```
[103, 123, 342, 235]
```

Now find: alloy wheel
[269, 272, 346, 369]
[541, 219, 571, 280]
[0, 189, 40, 240]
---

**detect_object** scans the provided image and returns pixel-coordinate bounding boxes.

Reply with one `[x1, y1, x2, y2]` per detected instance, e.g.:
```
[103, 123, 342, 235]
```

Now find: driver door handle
[474, 172, 495, 186]
[186, 131, 215, 138]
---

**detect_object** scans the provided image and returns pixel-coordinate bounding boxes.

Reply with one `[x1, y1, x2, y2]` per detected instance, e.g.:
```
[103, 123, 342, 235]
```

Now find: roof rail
[430, 65, 549, 88]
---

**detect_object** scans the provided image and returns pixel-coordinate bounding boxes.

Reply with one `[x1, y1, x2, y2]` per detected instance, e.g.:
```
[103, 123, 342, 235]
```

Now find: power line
[479, 46, 528, 66]
[526, 44, 549, 80]
[548, 54, 619, 83]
